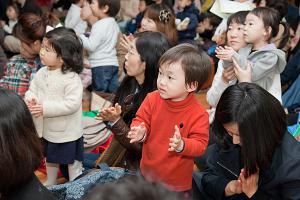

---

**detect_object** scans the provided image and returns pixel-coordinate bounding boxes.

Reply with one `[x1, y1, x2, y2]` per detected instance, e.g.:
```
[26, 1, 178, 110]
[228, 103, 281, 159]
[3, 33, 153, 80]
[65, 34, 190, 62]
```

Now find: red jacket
[131, 91, 209, 191]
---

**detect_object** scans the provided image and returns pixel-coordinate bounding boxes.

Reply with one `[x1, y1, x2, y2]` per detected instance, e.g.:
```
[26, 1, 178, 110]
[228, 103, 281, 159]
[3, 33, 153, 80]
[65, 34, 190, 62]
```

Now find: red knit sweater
[131, 91, 209, 191]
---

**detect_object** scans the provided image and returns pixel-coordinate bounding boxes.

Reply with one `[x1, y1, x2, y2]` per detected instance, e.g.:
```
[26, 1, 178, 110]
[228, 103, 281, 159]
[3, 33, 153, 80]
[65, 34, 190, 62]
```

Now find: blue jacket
[176, 3, 200, 41]
[193, 132, 300, 200]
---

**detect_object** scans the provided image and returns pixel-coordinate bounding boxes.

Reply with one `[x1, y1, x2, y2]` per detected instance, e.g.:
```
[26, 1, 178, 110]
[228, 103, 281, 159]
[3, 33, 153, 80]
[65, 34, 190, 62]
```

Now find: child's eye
[158, 71, 162, 76]
[168, 76, 174, 80]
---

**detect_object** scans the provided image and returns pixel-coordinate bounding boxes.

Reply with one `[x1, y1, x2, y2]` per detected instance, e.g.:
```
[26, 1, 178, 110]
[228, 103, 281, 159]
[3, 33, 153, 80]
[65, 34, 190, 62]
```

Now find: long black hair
[212, 83, 286, 176]
[44, 27, 83, 74]
[0, 88, 42, 194]
[113, 31, 170, 124]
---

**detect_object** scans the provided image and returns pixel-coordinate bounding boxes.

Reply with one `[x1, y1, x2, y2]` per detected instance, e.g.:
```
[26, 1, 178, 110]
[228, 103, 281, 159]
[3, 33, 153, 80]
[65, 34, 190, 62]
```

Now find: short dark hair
[212, 83, 286, 176]
[158, 43, 212, 92]
[98, 0, 120, 17]
[253, 0, 288, 20]
[0, 88, 42, 194]
[85, 175, 183, 200]
[249, 7, 280, 40]
[227, 11, 249, 27]
[45, 27, 83, 74]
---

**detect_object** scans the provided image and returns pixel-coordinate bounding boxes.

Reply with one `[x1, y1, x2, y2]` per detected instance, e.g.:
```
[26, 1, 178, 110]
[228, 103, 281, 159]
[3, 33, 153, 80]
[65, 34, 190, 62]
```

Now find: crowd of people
[0, 0, 300, 199]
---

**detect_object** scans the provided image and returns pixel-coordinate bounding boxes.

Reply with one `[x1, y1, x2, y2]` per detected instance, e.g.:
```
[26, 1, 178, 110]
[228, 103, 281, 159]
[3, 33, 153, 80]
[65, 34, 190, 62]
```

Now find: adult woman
[193, 83, 300, 199]
[206, 11, 248, 115]
[0, 88, 55, 200]
[140, 3, 178, 46]
[95, 31, 170, 170]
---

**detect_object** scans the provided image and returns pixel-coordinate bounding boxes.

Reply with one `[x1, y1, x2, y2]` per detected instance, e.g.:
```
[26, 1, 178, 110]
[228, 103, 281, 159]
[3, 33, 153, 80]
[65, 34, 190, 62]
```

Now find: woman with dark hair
[193, 83, 300, 200]
[0, 88, 55, 199]
[140, 3, 178, 46]
[94, 31, 171, 170]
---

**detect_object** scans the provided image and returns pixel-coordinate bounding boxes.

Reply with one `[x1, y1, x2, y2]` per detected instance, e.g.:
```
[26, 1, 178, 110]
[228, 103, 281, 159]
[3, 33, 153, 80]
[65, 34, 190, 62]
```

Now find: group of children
[0, 0, 297, 197]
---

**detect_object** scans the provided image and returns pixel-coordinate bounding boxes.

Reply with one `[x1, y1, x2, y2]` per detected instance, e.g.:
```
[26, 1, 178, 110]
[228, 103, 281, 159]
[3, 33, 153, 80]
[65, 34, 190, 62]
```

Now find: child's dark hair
[159, 43, 212, 92]
[276, 22, 290, 50]
[227, 11, 249, 27]
[144, 4, 178, 46]
[249, 7, 280, 40]
[45, 27, 83, 74]
[94, 0, 120, 17]
[85, 175, 183, 200]
[253, 0, 288, 20]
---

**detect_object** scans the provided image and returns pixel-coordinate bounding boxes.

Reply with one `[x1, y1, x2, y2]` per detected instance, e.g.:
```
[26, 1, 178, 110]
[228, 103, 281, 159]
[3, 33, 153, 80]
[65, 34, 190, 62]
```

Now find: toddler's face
[227, 22, 247, 51]
[6, 6, 18, 20]
[244, 13, 268, 45]
[157, 61, 192, 102]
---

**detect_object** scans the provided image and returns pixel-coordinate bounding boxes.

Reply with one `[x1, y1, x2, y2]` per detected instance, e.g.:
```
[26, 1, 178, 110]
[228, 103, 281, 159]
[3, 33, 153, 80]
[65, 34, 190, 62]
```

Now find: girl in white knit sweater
[25, 27, 84, 186]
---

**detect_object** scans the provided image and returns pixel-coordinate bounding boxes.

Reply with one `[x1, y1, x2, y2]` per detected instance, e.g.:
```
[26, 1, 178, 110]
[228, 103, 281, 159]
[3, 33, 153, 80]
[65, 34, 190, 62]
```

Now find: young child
[64, 0, 87, 35]
[25, 27, 84, 186]
[0, 4, 19, 35]
[80, 0, 120, 93]
[216, 7, 286, 102]
[176, 0, 200, 43]
[127, 44, 211, 191]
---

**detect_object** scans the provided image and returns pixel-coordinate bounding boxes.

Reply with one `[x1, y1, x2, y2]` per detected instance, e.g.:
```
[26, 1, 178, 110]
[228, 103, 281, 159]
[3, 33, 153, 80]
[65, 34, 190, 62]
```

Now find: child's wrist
[138, 132, 147, 143]
[175, 139, 185, 153]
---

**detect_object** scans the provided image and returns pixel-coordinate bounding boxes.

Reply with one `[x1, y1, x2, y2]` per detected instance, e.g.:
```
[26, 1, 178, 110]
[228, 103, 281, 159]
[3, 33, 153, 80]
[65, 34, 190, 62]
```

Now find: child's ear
[186, 81, 198, 92]
[102, 5, 109, 14]
[264, 26, 272, 38]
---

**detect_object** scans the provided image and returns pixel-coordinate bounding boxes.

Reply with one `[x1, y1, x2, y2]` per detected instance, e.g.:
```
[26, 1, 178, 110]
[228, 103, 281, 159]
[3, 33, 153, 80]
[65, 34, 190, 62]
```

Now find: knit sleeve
[130, 93, 153, 135]
[180, 109, 209, 156]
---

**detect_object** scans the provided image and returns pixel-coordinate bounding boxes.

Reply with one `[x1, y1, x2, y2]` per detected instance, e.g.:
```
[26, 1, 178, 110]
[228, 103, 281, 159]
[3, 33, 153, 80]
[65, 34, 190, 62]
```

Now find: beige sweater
[25, 67, 83, 143]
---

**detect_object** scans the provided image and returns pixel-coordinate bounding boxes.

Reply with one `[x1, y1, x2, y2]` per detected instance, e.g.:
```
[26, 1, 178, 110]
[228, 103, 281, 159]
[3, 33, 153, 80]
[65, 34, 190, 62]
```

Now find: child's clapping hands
[26, 98, 43, 117]
[127, 122, 147, 143]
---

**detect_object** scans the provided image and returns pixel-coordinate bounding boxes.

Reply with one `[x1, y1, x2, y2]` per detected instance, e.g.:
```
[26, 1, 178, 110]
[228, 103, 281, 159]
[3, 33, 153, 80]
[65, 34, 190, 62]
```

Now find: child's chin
[159, 92, 169, 99]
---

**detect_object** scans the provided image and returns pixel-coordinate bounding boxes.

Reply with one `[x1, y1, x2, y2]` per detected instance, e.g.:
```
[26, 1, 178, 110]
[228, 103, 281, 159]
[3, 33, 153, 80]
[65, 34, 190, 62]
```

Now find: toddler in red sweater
[127, 43, 211, 191]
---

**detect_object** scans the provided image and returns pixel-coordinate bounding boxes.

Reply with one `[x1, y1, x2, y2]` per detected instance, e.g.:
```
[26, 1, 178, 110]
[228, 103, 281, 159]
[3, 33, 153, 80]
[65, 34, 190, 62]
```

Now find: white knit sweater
[25, 67, 83, 143]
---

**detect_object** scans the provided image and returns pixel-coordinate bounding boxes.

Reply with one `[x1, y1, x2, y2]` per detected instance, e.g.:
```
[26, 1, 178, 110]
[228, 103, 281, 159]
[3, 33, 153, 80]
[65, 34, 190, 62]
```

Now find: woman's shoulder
[271, 133, 300, 177]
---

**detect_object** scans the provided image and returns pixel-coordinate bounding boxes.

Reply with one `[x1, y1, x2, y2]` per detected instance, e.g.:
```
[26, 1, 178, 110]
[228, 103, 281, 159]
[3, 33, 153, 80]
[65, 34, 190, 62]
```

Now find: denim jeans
[91, 66, 119, 93]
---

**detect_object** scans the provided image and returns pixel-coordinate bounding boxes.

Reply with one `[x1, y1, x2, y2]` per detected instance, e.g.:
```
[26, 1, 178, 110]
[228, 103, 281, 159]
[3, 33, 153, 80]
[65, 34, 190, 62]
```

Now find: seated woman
[93, 31, 170, 170]
[0, 88, 55, 200]
[193, 82, 300, 200]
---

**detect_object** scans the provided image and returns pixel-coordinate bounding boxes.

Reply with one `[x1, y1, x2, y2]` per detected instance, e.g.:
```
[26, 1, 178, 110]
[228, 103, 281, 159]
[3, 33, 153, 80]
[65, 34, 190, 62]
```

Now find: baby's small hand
[127, 122, 147, 143]
[168, 125, 184, 152]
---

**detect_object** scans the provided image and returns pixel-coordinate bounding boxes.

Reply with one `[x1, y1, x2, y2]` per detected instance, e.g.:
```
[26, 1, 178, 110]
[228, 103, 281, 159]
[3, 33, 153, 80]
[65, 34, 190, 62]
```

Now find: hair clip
[159, 10, 171, 23]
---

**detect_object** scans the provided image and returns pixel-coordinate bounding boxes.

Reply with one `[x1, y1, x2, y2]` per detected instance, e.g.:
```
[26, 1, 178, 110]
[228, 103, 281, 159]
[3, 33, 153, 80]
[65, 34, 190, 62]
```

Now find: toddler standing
[127, 44, 211, 191]
[25, 27, 84, 186]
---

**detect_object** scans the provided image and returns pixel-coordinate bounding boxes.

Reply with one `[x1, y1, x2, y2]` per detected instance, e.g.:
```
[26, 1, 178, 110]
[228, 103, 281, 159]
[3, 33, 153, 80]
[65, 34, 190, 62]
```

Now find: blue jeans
[91, 66, 119, 93]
